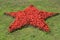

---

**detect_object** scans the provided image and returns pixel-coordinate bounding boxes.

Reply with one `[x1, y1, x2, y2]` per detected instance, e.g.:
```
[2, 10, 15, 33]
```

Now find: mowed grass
[0, 0, 60, 40]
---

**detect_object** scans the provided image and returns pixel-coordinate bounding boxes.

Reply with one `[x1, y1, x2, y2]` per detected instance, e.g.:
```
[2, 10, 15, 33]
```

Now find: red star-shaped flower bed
[5, 5, 58, 32]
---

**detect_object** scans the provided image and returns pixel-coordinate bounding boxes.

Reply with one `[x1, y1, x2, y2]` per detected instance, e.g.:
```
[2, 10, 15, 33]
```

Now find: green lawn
[0, 0, 60, 40]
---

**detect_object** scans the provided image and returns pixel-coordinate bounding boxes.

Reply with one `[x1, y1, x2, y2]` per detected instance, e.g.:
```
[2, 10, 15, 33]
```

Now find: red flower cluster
[5, 5, 58, 32]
